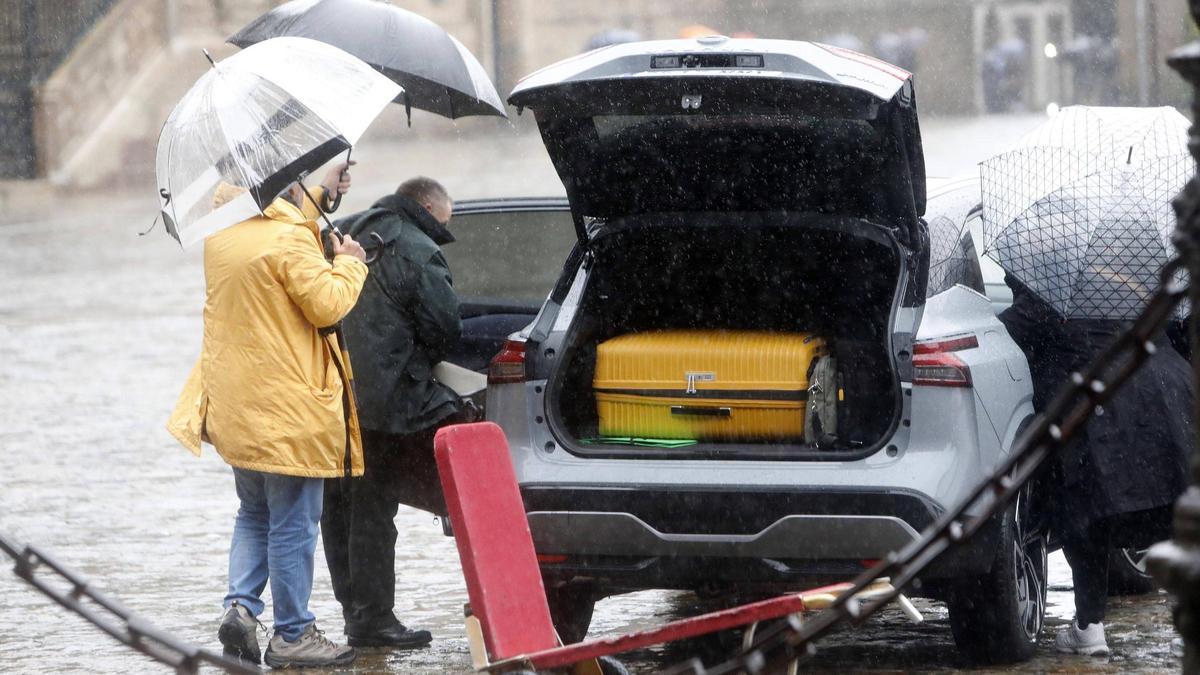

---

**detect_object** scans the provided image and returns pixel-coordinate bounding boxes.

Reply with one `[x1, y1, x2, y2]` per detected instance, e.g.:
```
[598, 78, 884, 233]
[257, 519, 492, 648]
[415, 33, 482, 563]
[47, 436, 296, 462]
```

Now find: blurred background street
[1, 0, 1195, 672]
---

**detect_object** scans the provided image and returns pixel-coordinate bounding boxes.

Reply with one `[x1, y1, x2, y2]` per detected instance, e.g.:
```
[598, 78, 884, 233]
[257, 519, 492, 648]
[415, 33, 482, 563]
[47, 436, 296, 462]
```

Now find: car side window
[440, 207, 577, 305]
[926, 211, 986, 298]
[953, 227, 987, 294]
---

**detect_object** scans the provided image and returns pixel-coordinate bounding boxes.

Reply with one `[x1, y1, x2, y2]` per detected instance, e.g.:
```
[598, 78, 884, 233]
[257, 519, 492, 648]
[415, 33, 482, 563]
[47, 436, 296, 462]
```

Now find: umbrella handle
[323, 147, 353, 214]
[326, 189, 344, 214]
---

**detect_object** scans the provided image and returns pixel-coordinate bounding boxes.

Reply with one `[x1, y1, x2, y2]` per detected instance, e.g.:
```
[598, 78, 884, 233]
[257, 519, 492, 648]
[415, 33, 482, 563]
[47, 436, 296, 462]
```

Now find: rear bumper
[529, 511, 920, 558]
[523, 486, 999, 592]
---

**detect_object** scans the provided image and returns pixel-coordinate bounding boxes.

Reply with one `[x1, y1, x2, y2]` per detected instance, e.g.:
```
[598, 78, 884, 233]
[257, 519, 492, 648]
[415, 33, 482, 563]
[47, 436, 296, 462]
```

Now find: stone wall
[23, 0, 1195, 187]
[1115, 0, 1194, 107]
[33, 0, 168, 180]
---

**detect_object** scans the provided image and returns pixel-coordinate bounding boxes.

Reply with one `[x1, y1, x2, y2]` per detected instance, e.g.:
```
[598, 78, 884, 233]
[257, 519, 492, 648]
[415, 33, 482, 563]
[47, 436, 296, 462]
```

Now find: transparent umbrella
[980, 106, 1190, 319]
[155, 36, 401, 247]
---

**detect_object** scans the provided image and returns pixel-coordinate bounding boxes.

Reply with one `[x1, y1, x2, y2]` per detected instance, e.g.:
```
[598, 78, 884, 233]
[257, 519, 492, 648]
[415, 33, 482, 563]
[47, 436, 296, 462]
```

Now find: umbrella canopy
[980, 106, 1190, 319]
[156, 36, 401, 247]
[228, 0, 506, 120]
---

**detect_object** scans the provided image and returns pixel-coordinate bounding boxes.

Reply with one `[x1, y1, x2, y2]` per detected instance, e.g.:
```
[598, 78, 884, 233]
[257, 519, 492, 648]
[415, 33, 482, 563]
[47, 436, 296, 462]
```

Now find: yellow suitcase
[593, 330, 828, 442]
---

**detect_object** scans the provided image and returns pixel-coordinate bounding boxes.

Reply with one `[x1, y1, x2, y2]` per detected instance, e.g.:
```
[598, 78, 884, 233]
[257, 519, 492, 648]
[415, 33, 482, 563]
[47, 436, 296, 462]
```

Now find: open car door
[441, 197, 575, 371]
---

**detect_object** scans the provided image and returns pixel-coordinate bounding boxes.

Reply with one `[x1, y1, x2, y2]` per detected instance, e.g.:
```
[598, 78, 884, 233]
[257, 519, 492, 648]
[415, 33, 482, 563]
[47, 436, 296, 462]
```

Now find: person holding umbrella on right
[984, 106, 1196, 656]
[999, 276, 1192, 655]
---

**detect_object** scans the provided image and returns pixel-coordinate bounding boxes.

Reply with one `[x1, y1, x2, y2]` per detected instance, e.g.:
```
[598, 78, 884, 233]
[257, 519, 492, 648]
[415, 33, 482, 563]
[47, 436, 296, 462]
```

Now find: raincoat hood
[212, 182, 249, 210]
[211, 181, 318, 231]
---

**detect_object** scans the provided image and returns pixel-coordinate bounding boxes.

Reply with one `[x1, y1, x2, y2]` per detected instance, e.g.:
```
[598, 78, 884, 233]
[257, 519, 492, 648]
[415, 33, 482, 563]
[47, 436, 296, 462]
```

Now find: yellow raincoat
[168, 185, 369, 478]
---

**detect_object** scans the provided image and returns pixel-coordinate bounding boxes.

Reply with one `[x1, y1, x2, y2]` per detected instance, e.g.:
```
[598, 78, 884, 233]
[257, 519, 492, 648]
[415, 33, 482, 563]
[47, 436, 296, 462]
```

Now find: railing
[0, 531, 259, 674]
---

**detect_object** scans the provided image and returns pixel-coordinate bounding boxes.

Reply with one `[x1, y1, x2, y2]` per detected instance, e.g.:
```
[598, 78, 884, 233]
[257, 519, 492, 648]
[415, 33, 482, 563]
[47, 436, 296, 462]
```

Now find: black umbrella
[228, 0, 506, 122]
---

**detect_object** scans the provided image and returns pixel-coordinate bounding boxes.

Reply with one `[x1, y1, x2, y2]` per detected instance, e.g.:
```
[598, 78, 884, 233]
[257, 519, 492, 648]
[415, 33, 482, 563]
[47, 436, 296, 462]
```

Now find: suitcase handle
[670, 405, 732, 417]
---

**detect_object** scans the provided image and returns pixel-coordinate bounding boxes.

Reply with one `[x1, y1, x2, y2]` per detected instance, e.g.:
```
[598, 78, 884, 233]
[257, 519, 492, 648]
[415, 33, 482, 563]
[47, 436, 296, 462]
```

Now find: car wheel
[947, 492, 1047, 665]
[1107, 546, 1157, 596]
[545, 584, 596, 644]
[597, 656, 631, 674]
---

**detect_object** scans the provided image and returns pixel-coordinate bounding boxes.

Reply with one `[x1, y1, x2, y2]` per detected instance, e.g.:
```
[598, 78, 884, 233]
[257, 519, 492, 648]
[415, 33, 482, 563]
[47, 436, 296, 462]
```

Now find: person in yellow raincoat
[167, 162, 369, 669]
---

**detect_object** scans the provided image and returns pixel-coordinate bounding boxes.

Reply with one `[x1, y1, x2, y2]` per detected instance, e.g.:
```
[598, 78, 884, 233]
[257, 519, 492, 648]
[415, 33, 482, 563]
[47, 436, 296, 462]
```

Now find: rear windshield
[576, 113, 891, 218]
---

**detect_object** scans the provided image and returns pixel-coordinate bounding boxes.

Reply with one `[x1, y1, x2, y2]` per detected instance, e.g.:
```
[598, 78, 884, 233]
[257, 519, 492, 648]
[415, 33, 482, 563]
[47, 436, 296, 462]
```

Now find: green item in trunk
[581, 437, 699, 448]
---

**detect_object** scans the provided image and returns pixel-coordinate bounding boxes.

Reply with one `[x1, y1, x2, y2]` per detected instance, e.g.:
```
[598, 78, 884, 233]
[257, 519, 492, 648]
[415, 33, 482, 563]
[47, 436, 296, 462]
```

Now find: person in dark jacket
[998, 276, 1193, 656]
[320, 177, 463, 650]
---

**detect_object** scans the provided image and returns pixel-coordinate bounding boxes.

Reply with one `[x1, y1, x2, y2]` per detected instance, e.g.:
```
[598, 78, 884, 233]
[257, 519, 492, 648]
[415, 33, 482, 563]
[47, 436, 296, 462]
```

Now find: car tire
[597, 656, 631, 674]
[947, 494, 1047, 665]
[545, 584, 596, 644]
[1107, 546, 1156, 596]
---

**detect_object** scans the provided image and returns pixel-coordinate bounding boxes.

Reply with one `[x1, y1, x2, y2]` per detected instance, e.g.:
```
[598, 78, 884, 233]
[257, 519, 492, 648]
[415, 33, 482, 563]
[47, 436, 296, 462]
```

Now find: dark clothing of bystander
[999, 279, 1193, 624]
[321, 425, 458, 634]
[336, 193, 462, 436]
[321, 192, 462, 639]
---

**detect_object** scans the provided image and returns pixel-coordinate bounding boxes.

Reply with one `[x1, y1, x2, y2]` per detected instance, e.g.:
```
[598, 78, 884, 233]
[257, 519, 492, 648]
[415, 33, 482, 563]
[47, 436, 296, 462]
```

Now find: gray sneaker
[264, 623, 356, 669]
[217, 602, 261, 664]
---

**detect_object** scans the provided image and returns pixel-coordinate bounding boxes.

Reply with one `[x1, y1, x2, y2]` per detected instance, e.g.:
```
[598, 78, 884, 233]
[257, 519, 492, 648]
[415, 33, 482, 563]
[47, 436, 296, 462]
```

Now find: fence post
[1148, 2, 1200, 671]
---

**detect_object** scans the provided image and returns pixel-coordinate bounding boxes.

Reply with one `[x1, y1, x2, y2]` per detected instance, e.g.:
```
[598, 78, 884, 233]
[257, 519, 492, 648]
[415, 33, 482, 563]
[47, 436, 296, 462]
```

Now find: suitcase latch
[685, 371, 715, 394]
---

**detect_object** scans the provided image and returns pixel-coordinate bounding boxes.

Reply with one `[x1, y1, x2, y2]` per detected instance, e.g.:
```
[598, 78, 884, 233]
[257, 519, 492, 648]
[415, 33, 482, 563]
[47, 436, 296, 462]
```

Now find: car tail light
[536, 553, 569, 564]
[912, 335, 978, 388]
[488, 339, 527, 384]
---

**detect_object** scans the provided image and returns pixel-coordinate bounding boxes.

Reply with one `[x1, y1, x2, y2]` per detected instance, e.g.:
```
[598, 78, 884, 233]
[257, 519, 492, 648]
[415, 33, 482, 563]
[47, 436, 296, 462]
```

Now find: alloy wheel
[1119, 546, 1153, 577]
[1012, 490, 1047, 642]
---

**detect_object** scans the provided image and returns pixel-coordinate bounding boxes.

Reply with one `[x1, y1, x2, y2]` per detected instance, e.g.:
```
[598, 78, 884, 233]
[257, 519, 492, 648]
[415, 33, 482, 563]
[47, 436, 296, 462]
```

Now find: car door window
[926, 211, 986, 298]
[441, 206, 577, 307]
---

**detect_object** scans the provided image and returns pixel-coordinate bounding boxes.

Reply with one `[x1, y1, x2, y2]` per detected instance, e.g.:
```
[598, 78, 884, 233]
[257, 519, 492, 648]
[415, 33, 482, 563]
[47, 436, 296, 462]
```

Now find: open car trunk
[545, 213, 905, 459]
[510, 38, 928, 458]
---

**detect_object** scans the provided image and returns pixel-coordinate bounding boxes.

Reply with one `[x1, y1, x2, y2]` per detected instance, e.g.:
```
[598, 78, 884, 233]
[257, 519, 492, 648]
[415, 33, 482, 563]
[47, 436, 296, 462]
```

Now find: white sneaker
[1055, 620, 1110, 656]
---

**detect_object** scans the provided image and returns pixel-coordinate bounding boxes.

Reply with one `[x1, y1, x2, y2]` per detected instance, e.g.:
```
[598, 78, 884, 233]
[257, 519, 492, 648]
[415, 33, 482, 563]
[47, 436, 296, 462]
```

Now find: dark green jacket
[335, 194, 462, 435]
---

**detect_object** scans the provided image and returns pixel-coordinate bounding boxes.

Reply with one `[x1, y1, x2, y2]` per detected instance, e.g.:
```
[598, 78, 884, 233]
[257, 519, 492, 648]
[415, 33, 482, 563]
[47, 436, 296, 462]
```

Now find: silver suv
[482, 38, 1043, 664]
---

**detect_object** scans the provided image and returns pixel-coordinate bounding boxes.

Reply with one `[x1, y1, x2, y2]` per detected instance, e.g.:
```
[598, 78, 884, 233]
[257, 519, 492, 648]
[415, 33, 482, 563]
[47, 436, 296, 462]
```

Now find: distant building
[0, 0, 1191, 182]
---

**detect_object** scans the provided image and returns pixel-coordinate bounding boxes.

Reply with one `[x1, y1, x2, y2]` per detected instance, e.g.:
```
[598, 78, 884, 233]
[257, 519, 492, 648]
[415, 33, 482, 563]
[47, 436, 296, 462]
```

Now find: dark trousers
[321, 426, 447, 635]
[1058, 505, 1174, 628]
[1062, 524, 1110, 627]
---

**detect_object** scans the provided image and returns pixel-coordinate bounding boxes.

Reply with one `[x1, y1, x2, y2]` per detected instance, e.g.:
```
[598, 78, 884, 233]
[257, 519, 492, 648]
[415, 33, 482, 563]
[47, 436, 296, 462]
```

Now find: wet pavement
[0, 116, 1183, 673]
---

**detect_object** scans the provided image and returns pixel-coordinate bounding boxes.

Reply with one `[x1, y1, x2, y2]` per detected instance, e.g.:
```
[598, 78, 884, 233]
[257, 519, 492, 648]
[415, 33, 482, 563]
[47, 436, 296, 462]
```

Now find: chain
[692, 258, 1189, 674]
[0, 531, 260, 674]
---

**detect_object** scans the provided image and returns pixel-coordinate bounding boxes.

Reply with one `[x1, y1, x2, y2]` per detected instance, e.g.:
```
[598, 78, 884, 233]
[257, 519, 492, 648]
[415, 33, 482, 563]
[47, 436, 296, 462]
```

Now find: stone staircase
[32, 0, 276, 189]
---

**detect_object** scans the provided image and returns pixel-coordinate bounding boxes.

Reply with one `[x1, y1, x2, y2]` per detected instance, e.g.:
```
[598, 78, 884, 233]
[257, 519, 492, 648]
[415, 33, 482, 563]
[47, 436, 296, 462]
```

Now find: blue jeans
[224, 468, 324, 642]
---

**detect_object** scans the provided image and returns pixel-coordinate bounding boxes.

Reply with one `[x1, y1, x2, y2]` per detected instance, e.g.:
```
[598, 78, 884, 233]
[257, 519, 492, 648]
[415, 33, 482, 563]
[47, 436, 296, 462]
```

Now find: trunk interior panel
[547, 213, 904, 458]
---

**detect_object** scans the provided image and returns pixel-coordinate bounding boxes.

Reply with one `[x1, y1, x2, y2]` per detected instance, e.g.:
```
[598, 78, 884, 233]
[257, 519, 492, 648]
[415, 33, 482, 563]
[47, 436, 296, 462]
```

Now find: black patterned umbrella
[980, 106, 1190, 319]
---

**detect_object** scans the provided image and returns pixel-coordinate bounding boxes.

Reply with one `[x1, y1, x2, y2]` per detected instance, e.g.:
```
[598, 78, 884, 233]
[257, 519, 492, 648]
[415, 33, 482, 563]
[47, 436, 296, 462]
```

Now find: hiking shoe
[1055, 620, 1110, 656]
[347, 623, 433, 649]
[264, 623, 356, 669]
[217, 602, 261, 664]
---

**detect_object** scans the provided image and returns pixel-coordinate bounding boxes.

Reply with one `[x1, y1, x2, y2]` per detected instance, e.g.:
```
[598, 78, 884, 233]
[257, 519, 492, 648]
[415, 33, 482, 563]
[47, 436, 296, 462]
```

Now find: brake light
[912, 335, 978, 388]
[488, 339, 527, 384]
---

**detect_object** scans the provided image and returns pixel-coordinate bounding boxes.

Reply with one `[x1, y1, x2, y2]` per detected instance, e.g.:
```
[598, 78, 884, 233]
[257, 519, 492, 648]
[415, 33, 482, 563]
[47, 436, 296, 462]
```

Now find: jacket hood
[212, 181, 314, 229]
[212, 183, 248, 209]
[360, 193, 455, 246]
